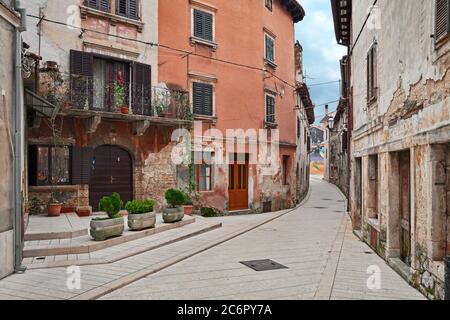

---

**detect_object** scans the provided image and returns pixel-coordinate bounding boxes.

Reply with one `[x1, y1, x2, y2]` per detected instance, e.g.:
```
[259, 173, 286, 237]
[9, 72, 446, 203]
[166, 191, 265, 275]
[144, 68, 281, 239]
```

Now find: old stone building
[294, 42, 314, 203]
[159, 0, 310, 213]
[22, 0, 190, 214]
[332, 0, 450, 299]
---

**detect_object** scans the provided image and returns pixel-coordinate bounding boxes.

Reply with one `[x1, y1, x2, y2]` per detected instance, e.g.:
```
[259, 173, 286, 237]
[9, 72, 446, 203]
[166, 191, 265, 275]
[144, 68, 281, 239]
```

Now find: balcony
[61, 75, 191, 130]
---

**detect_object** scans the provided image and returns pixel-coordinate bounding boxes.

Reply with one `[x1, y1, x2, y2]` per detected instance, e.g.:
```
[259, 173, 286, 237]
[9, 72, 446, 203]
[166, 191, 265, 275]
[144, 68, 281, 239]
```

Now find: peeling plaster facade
[349, 0, 450, 299]
[0, 0, 20, 280]
[20, 0, 185, 214]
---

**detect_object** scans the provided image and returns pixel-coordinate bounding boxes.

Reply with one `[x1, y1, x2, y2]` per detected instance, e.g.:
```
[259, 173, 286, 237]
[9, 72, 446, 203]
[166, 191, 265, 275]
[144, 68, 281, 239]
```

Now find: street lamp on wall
[328, 115, 334, 130]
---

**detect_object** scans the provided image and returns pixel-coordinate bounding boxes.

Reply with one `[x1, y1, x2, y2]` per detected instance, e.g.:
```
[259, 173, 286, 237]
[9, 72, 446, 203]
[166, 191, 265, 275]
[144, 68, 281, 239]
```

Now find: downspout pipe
[13, 0, 27, 273]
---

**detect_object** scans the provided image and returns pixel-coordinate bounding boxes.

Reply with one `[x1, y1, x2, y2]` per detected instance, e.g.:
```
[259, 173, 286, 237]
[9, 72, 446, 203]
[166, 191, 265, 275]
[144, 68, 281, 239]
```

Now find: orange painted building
[159, 0, 307, 213]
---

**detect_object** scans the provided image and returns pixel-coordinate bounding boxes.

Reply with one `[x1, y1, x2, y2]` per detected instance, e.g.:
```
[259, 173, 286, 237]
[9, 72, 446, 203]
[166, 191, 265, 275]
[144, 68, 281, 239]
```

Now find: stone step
[24, 217, 222, 270]
[24, 212, 88, 241]
[23, 215, 196, 258]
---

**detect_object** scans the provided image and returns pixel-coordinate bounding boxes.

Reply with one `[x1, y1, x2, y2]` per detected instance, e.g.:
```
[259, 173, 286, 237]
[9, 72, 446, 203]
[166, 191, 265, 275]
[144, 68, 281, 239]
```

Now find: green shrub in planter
[98, 192, 123, 219]
[125, 199, 155, 214]
[126, 199, 156, 231]
[165, 189, 185, 207]
[201, 207, 221, 218]
[163, 189, 185, 223]
[91, 192, 124, 241]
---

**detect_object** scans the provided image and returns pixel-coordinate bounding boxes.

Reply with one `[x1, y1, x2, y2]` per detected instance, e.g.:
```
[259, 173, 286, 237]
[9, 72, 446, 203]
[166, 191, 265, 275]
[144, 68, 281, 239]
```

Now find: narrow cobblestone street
[101, 177, 425, 300]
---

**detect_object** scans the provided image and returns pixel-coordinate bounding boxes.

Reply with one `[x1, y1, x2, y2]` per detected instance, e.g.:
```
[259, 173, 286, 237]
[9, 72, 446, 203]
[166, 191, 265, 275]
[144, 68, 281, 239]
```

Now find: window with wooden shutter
[116, 0, 139, 20]
[70, 50, 94, 109]
[84, 0, 111, 13]
[193, 9, 214, 41]
[193, 82, 213, 116]
[435, 0, 450, 42]
[265, 94, 276, 124]
[265, 34, 275, 63]
[366, 44, 377, 103]
[72, 147, 94, 185]
[132, 62, 151, 116]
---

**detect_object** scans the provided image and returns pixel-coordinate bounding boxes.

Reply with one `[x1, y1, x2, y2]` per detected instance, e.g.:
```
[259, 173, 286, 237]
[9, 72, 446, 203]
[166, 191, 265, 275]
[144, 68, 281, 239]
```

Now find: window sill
[80, 5, 144, 32]
[264, 59, 277, 70]
[190, 37, 218, 51]
[29, 185, 79, 193]
[194, 114, 217, 123]
[264, 121, 278, 129]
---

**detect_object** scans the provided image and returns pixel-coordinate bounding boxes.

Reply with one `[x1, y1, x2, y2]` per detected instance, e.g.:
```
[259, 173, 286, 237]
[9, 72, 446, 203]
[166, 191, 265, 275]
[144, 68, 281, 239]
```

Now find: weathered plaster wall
[351, 0, 450, 299]
[0, 3, 17, 279]
[22, 0, 158, 86]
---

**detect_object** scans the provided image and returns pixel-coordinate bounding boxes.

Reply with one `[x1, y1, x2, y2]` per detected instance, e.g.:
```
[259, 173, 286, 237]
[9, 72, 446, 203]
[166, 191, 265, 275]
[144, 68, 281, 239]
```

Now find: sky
[294, 0, 347, 124]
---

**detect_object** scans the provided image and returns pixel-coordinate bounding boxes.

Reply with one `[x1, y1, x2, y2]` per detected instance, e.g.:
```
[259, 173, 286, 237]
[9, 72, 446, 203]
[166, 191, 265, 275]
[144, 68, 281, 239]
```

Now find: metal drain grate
[240, 259, 288, 272]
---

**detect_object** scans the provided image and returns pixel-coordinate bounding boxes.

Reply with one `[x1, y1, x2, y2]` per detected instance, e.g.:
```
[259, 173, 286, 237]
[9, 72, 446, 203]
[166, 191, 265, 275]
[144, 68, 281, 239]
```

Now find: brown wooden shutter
[436, 0, 450, 41]
[72, 146, 94, 185]
[132, 62, 151, 116]
[70, 50, 94, 109]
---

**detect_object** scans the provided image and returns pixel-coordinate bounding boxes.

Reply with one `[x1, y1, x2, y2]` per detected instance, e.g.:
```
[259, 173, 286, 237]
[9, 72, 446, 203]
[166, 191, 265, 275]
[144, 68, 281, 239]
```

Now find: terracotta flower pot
[121, 106, 129, 114]
[183, 205, 194, 216]
[47, 204, 62, 217]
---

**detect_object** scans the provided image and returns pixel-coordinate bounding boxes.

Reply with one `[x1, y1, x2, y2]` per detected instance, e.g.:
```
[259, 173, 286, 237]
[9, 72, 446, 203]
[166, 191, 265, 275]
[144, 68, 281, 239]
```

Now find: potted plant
[114, 71, 129, 114]
[182, 194, 194, 216]
[47, 193, 62, 217]
[126, 199, 156, 231]
[90, 192, 124, 241]
[162, 189, 185, 223]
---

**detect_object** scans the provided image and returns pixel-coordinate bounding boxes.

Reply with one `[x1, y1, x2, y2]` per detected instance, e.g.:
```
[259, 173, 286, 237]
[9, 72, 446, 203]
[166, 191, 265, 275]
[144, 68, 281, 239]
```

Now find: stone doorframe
[386, 149, 415, 262]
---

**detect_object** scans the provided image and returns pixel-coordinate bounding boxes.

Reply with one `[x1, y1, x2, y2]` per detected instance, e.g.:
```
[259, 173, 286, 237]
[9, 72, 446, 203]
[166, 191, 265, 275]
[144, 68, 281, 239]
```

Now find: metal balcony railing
[69, 75, 190, 120]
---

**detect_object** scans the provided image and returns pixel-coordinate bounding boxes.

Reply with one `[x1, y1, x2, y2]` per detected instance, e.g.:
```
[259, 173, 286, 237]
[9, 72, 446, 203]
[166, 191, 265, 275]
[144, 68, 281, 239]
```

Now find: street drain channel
[240, 259, 288, 272]
[312, 207, 328, 209]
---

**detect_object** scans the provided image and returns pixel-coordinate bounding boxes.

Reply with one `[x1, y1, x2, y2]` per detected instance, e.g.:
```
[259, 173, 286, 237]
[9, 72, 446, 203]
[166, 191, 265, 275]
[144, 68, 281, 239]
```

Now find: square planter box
[128, 212, 156, 231]
[90, 217, 124, 241]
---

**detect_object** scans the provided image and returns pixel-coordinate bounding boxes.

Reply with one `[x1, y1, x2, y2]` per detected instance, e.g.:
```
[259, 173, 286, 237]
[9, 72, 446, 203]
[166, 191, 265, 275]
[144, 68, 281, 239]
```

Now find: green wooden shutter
[266, 95, 275, 123]
[193, 83, 213, 116]
[266, 35, 274, 62]
[194, 9, 213, 41]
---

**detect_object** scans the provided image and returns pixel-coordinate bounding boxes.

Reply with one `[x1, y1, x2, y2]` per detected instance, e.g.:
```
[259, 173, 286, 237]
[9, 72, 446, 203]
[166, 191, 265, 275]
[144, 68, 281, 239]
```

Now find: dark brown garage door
[89, 145, 133, 211]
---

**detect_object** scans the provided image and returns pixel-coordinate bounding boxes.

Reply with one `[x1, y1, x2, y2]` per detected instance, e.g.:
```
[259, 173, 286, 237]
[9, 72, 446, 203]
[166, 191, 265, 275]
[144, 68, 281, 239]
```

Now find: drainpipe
[13, 0, 27, 273]
[445, 256, 450, 300]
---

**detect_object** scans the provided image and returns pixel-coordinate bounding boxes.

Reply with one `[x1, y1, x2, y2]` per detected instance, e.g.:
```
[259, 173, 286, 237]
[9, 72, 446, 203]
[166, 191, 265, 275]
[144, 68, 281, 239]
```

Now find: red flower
[117, 70, 124, 86]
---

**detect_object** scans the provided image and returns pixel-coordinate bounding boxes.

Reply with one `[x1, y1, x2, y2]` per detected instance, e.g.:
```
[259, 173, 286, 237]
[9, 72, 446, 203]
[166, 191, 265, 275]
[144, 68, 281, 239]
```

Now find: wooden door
[89, 145, 133, 211]
[228, 154, 249, 211]
[399, 151, 411, 266]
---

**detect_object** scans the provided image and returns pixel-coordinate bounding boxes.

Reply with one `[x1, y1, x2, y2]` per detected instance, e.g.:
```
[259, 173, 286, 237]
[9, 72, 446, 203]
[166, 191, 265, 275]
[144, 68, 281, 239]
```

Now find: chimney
[325, 104, 329, 116]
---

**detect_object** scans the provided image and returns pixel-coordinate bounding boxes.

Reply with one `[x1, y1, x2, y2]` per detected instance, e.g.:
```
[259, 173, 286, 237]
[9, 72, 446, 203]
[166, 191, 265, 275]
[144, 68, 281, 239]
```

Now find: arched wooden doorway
[89, 145, 133, 211]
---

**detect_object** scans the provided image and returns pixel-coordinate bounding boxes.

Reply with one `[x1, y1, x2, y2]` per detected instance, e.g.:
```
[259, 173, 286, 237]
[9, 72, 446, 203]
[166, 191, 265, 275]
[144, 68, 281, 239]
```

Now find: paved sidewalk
[0, 206, 294, 300]
[101, 177, 426, 300]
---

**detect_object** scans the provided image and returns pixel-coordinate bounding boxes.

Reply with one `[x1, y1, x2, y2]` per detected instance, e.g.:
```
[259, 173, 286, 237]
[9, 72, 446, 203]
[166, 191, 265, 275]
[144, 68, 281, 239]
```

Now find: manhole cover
[240, 259, 288, 272]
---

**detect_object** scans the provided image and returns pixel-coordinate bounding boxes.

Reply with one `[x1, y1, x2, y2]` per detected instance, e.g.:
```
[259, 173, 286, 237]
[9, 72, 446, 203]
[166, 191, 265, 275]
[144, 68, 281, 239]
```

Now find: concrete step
[23, 215, 196, 258]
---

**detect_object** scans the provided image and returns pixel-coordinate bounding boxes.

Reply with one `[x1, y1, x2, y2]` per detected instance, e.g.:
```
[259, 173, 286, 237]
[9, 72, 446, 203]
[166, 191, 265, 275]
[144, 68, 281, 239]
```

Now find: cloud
[295, 0, 347, 122]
